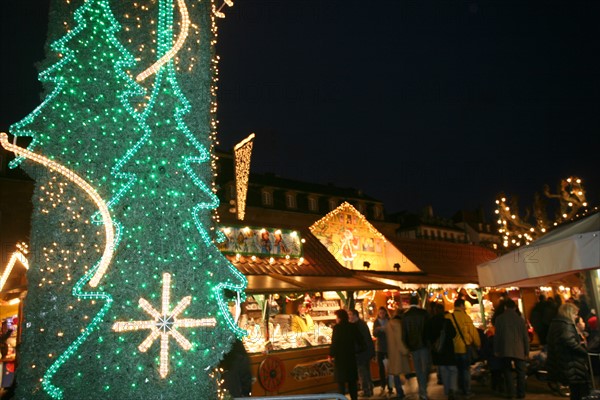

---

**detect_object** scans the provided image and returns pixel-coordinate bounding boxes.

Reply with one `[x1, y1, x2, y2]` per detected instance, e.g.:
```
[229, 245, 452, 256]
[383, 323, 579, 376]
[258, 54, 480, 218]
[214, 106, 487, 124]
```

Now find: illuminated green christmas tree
[8, 0, 246, 398]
